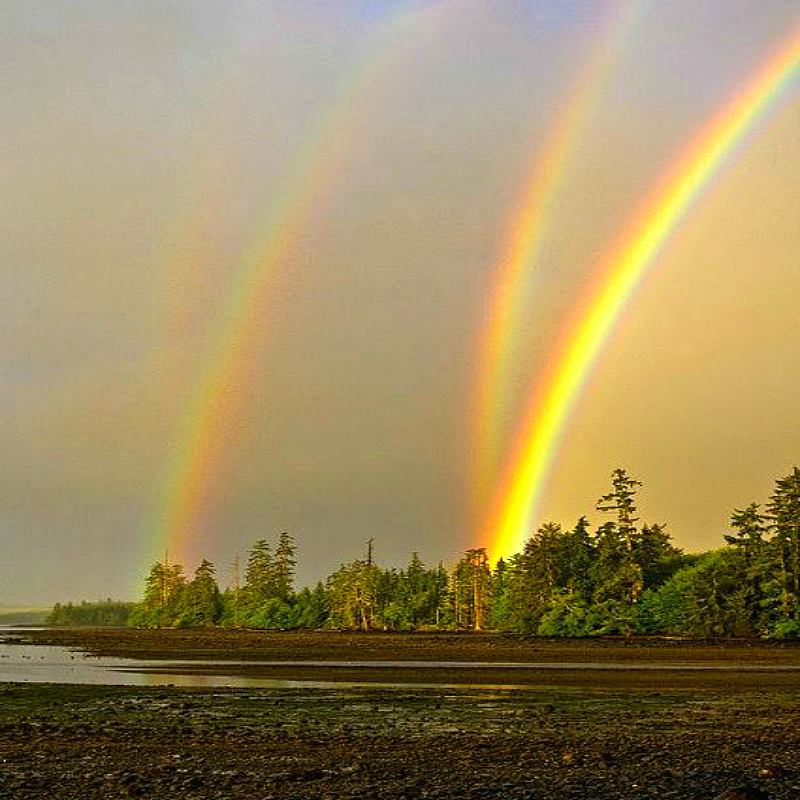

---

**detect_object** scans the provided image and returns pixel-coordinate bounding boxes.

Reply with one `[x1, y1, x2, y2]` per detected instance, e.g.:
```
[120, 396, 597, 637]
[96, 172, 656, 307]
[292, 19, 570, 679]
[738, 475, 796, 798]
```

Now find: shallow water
[1, 631, 798, 689]
[0, 636, 533, 689]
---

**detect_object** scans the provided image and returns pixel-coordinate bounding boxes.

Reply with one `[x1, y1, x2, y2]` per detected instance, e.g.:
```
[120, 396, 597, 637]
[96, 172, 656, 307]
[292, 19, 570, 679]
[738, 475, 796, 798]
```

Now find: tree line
[50, 467, 800, 638]
[47, 599, 135, 627]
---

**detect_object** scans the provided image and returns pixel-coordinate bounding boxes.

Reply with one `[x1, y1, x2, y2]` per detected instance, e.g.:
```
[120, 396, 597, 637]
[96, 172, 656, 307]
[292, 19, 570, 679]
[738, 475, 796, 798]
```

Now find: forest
[48, 467, 800, 638]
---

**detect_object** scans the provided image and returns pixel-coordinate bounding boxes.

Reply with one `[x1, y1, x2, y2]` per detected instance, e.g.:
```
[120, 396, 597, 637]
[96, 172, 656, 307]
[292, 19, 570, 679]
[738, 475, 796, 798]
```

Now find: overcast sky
[2, 1, 798, 604]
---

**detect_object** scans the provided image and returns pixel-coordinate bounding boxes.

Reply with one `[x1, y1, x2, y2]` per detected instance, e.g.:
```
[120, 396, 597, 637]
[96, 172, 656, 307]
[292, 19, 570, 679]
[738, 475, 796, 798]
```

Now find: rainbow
[147, 2, 452, 570]
[485, 25, 800, 561]
[473, 0, 640, 511]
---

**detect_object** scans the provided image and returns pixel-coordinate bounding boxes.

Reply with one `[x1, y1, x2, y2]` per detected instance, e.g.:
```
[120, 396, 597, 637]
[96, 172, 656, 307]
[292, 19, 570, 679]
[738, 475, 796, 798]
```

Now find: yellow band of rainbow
[472, 0, 641, 514]
[146, 2, 452, 571]
[485, 24, 800, 561]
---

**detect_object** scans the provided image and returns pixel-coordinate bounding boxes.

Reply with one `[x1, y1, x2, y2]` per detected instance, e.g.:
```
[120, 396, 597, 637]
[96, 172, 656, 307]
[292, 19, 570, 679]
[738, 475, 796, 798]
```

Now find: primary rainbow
[472, 0, 640, 511]
[147, 2, 451, 570]
[485, 24, 800, 561]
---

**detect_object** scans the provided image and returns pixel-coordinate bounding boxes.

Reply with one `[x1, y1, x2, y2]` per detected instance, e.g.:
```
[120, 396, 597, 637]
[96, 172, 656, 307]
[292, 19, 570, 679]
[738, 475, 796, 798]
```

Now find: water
[1, 631, 798, 689]
[0, 635, 536, 689]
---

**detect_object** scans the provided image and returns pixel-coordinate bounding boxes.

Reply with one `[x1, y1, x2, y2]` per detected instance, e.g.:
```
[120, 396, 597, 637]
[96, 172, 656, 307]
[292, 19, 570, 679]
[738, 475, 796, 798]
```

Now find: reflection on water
[2, 631, 798, 689]
[0, 640, 148, 686]
[0, 636, 534, 690]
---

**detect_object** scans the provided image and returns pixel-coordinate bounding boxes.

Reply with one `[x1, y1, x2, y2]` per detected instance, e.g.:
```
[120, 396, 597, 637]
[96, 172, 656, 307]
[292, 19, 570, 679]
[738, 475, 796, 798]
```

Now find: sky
[1, 0, 798, 604]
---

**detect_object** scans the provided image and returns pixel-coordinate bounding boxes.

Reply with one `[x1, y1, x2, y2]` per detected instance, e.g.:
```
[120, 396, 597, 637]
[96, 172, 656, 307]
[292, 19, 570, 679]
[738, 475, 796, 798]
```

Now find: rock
[757, 766, 784, 779]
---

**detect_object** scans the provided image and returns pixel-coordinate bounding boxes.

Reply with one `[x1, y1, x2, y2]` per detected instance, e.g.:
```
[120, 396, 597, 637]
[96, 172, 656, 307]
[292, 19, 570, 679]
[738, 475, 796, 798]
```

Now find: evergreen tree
[131, 560, 186, 627]
[326, 560, 380, 630]
[449, 548, 491, 630]
[294, 583, 330, 628]
[562, 516, 595, 600]
[597, 469, 642, 549]
[724, 503, 771, 634]
[592, 470, 648, 634]
[180, 559, 222, 627]
[768, 467, 800, 627]
[245, 539, 274, 603]
[489, 557, 513, 630]
[633, 523, 680, 588]
[507, 524, 567, 632]
[274, 531, 297, 601]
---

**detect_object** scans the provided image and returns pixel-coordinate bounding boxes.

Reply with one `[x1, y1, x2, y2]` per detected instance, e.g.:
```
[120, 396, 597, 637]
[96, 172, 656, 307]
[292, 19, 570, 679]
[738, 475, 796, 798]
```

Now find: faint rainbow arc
[148, 3, 451, 569]
[473, 0, 640, 510]
[486, 25, 800, 560]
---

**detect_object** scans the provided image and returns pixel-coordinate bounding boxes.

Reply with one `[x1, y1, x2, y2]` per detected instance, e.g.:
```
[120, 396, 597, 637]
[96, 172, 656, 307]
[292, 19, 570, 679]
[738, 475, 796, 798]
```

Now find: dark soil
[1, 683, 799, 799]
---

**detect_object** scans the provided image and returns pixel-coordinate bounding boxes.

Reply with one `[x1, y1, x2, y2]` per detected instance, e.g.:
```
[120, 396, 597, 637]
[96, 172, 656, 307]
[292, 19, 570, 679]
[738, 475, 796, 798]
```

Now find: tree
[724, 503, 771, 634]
[633, 523, 681, 588]
[245, 539, 274, 603]
[326, 560, 380, 630]
[179, 559, 222, 627]
[488, 557, 513, 629]
[507, 523, 569, 632]
[592, 469, 649, 634]
[561, 516, 595, 600]
[597, 469, 642, 550]
[449, 549, 491, 630]
[768, 467, 800, 625]
[274, 531, 297, 601]
[294, 583, 330, 628]
[130, 560, 187, 627]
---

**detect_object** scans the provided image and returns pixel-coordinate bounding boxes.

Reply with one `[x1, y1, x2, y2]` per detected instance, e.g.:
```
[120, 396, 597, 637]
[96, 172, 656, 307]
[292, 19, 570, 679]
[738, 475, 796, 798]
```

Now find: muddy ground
[1, 630, 799, 799]
[19, 628, 800, 665]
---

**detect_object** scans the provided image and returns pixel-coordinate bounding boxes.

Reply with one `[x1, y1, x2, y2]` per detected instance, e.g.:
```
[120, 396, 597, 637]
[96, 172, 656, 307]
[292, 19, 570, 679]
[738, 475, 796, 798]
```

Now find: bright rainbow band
[484, 25, 800, 561]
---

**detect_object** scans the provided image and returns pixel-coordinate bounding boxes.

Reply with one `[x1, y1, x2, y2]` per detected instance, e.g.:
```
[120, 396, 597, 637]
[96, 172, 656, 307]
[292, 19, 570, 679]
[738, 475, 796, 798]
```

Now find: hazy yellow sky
[1, 1, 797, 602]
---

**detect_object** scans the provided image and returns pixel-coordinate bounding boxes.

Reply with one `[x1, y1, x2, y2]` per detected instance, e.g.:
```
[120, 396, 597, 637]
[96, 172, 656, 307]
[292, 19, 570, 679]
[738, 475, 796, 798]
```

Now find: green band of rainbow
[472, 0, 640, 513]
[146, 2, 451, 570]
[485, 24, 800, 560]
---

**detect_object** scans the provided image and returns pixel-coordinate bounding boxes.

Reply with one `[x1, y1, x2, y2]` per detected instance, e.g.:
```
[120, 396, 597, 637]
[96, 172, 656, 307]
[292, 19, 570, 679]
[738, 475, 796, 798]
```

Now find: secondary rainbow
[472, 0, 640, 511]
[147, 2, 452, 570]
[485, 25, 800, 561]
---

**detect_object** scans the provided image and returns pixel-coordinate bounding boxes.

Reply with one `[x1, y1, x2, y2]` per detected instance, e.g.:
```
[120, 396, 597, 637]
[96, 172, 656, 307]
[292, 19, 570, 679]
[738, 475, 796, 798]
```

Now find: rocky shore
[1, 630, 799, 798]
[1, 683, 799, 799]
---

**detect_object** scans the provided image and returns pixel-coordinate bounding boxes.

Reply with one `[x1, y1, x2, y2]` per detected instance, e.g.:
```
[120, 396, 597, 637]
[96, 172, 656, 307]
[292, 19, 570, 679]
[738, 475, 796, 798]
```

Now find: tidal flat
[1, 631, 799, 799]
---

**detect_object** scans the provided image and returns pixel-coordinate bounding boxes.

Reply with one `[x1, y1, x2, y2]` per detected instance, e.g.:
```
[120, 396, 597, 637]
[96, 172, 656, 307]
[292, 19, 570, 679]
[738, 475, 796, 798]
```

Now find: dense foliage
[53, 467, 800, 637]
[46, 600, 135, 627]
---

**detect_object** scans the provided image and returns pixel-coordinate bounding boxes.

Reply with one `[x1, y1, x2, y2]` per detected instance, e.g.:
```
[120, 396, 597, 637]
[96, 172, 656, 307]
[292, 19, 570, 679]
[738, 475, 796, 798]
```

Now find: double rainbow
[147, 2, 452, 569]
[485, 25, 800, 560]
[473, 0, 640, 511]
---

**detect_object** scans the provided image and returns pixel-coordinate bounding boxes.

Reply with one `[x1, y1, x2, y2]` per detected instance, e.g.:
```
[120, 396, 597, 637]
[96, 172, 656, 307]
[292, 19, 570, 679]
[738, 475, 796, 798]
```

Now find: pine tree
[634, 523, 680, 588]
[507, 523, 567, 632]
[489, 557, 513, 629]
[562, 516, 595, 600]
[597, 468, 642, 550]
[594, 470, 646, 634]
[326, 559, 379, 630]
[768, 467, 800, 623]
[724, 503, 771, 634]
[245, 539, 274, 603]
[450, 549, 491, 630]
[274, 531, 296, 601]
[182, 559, 222, 626]
[133, 560, 186, 627]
